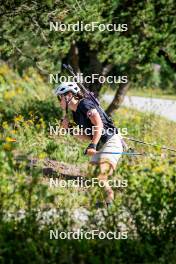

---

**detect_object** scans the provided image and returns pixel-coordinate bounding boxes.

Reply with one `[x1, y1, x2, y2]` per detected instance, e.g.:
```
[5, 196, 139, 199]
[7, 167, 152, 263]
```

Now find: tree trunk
[85, 50, 102, 96]
[69, 40, 80, 73]
[78, 43, 114, 97]
[87, 53, 113, 96]
[106, 82, 130, 115]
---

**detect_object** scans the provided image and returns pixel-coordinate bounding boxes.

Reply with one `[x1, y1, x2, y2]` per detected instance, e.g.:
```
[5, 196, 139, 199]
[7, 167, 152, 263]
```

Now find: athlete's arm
[74, 134, 90, 141]
[84, 109, 103, 156]
[88, 109, 103, 145]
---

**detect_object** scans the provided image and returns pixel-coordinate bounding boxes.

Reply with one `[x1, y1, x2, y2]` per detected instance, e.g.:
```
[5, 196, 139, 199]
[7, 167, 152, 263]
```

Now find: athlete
[55, 82, 123, 206]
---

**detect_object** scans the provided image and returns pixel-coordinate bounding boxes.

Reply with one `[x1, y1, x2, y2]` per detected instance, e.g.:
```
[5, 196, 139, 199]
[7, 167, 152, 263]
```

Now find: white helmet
[55, 82, 80, 96]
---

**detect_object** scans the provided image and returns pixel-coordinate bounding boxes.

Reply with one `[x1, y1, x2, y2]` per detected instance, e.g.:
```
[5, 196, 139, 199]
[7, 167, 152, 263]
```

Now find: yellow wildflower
[11, 130, 17, 134]
[14, 115, 24, 123]
[0, 64, 9, 75]
[153, 166, 164, 173]
[23, 75, 30, 81]
[15, 87, 23, 94]
[38, 152, 47, 159]
[2, 122, 8, 129]
[26, 120, 33, 125]
[4, 90, 16, 100]
[3, 143, 12, 151]
[5, 137, 16, 142]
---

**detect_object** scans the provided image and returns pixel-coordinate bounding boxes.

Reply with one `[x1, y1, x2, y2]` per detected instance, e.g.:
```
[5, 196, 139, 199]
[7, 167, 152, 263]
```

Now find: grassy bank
[0, 63, 176, 263]
[100, 85, 176, 100]
[128, 87, 176, 100]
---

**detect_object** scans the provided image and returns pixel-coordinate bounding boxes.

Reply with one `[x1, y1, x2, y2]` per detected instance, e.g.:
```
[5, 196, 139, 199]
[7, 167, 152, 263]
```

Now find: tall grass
[0, 63, 176, 263]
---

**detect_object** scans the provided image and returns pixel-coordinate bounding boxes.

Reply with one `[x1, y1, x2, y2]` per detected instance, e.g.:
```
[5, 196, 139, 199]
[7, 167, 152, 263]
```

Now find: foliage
[0, 64, 176, 263]
[0, 0, 176, 92]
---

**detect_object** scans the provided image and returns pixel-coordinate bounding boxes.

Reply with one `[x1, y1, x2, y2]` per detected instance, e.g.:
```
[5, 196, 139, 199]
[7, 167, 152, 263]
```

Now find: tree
[0, 0, 176, 114]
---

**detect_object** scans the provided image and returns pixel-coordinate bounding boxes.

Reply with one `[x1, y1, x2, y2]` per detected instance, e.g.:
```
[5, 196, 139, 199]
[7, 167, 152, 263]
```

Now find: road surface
[103, 95, 176, 122]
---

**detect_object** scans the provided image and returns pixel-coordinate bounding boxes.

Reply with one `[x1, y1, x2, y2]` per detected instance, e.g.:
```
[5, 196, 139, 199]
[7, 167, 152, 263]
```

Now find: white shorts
[90, 134, 123, 170]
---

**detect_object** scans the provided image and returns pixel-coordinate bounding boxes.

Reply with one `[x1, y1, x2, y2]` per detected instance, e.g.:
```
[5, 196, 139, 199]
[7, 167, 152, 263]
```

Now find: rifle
[63, 64, 176, 154]
[63, 64, 114, 123]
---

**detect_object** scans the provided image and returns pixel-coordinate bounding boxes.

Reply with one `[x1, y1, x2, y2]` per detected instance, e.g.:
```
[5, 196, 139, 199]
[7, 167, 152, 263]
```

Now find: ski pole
[63, 64, 113, 122]
[97, 151, 144, 156]
[123, 136, 176, 153]
[63, 64, 100, 106]
[94, 151, 176, 157]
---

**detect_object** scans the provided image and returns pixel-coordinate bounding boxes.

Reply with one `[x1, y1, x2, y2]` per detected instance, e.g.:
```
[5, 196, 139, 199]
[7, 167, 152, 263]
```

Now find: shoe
[95, 201, 105, 209]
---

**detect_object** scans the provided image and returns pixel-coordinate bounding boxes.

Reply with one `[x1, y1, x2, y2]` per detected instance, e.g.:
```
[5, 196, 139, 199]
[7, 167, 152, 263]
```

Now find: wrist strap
[87, 143, 97, 150]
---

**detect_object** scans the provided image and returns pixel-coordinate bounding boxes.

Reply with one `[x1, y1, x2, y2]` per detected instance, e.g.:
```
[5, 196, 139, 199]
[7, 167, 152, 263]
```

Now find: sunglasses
[57, 95, 62, 101]
[57, 92, 70, 101]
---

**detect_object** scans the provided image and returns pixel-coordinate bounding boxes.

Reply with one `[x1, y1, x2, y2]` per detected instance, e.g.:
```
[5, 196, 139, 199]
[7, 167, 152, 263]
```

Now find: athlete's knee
[99, 162, 114, 175]
[97, 162, 113, 182]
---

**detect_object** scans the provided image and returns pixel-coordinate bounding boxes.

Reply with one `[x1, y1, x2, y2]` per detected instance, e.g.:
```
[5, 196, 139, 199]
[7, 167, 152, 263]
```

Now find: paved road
[103, 95, 176, 122]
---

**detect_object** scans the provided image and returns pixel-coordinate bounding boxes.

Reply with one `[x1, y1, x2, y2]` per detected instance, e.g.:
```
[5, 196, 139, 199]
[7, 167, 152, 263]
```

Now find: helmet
[55, 82, 80, 96]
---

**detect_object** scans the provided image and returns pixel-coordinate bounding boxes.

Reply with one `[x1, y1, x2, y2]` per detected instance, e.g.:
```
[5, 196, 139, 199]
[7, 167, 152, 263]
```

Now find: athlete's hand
[60, 117, 69, 129]
[86, 148, 97, 156]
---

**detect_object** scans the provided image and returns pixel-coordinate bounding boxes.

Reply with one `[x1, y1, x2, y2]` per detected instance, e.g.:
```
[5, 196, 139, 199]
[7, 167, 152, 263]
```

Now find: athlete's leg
[97, 161, 114, 204]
